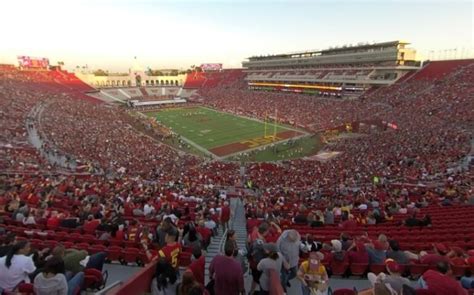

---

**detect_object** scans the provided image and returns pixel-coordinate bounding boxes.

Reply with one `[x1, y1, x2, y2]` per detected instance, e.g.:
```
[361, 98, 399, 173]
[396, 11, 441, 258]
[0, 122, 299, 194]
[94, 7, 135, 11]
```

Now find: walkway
[204, 197, 247, 285]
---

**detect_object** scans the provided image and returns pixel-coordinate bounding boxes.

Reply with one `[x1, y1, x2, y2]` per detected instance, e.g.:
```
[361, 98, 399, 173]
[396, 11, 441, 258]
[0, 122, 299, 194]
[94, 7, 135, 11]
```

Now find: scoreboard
[200, 63, 222, 71]
[17, 56, 50, 69]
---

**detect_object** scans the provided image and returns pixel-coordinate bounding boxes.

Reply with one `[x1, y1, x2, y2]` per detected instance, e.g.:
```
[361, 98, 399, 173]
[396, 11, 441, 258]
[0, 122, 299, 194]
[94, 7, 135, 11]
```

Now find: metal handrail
[93, 280, 122, 295]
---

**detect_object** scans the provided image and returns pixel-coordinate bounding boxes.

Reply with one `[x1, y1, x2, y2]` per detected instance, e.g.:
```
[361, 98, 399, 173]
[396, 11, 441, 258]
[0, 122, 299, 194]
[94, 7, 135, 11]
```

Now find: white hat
[331, 239, 342, 252]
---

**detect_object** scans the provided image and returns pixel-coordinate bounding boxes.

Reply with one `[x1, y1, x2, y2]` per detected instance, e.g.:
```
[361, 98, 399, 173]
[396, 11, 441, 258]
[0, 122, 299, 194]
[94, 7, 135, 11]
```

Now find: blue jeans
[461, 276, 474, 289]
[86, 252, 107, 271]
[281, 266, 297, 290]
[68, 272, 84, 295]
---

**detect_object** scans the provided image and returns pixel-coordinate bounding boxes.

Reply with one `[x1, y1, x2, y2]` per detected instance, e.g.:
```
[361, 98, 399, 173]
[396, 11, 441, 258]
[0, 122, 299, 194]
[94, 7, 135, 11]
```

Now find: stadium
[0, 2, 473, 295]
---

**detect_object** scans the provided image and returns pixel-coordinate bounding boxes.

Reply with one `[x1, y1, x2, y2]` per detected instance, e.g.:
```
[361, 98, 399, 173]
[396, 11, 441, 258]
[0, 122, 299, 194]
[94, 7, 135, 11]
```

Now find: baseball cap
[385, 258, 401, 273]
[434, 243, 448, 254]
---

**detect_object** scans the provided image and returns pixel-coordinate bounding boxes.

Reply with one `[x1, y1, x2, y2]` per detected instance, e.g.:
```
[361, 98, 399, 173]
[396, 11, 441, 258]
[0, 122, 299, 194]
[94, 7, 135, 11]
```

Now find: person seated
[330, 239, 348, 264]
[405, 243, 449, 266]
[404, 213, 431, 227]
[52, 244, 107, 275]
[83, 215, 100, 234]
[386, 240, 409, 265]
[297, 250, 329, 295]
[365, 235, 388, 265]
[0, 241, 36, 293]
[34, 256, 84, 295]
[347, 241, 369, 264]
[367, 259, 410, 294]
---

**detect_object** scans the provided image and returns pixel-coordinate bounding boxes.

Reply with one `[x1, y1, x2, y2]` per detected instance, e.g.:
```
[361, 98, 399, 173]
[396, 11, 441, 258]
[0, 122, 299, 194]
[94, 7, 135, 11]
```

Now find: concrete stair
[204, 197, 247, 284]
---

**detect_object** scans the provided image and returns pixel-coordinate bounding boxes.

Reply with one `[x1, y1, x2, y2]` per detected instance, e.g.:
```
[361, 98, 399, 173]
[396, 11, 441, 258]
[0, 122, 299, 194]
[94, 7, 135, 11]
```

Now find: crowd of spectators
[0, 60, 473, 294]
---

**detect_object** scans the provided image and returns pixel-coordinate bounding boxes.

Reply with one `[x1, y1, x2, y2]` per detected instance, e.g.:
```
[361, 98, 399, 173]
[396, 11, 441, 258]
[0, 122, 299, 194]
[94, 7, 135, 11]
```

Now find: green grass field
[146, 107, 290, 148]
[143, 106, 322, 161]
[228, 136, 322, 162]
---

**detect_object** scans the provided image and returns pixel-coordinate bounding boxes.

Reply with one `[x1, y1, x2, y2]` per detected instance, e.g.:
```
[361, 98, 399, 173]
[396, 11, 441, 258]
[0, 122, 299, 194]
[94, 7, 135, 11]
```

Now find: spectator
[347, 241, 369, 264]
[220, 201, 231, 232]
[157, 218, 178, 248]
[386, 240, 409, 265]
[277, 229, 301, 290]
[405, 243, 449, 266]
[176, 270, 202, 295]
[257, 243, 289, 294]
[330, 239, 347, 263]
[183, 226, 203, 249]
[209, 241, 245, 295]
[366, 236, 388, 265]
[158, 230, 182, 270]
[417, 261, 467, 295]
[297, 250, 329, 295]
[52, 245, 107, 275]
[248, 222, 269, 295]
[367, 259, 410, 294]
[34, 256, 84, 295]
[0, 241, 36, 292]
[188, 246, 205, 287]
[151, 258, 179, 295]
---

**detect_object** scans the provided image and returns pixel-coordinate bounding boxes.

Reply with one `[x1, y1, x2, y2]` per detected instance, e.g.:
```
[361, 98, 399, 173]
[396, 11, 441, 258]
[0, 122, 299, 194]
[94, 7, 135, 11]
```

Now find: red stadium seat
[122, 247, 140, 265]
[349, 263, 368, 276]
[106, 246, 123, 262]
[330, 262, 349, 276]
[369, 264, 386, 275]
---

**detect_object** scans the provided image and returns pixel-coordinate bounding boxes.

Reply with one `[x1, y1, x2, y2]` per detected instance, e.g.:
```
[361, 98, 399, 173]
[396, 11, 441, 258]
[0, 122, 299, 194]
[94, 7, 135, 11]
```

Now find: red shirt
[450, 257, 467, 266]
[209, 255, 244, 295]
[188, 255, 205, 286]
[220, 206, 230, 222]
[422, 270, 467, 295]
[46, 216, 60, 229]
[348, 249, 369, 264]
[127, 226, 140, 242]
[466, 256, 474, 266]
[84, 219, 100, 233]
[159, 243, 181, 268]
[196, 227, 212, 243]
[26, 194, 39, 205]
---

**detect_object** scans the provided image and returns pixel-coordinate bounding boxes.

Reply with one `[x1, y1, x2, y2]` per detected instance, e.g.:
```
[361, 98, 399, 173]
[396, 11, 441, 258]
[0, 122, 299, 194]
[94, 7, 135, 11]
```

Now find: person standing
[220, 201, 231, 232]
[159, 230, 182, 270]
[257, 243, 288, 294]
[276, 229, 300, 290]
[209, 241, 245, 295]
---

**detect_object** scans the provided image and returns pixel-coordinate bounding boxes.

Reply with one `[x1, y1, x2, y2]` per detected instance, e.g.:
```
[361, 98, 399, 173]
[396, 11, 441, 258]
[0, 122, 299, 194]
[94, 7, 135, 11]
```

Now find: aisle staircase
[204, 197, 247, 284]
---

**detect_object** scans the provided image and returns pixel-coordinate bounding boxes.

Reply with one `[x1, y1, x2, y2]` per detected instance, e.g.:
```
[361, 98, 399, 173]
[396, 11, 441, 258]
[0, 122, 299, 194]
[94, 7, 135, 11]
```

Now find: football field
[144, 106, 306, 158]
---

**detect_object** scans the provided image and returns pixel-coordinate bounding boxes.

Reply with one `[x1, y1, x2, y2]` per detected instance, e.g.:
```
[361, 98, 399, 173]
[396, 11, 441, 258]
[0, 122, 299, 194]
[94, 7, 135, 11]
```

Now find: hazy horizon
[0, 0, 472, 72]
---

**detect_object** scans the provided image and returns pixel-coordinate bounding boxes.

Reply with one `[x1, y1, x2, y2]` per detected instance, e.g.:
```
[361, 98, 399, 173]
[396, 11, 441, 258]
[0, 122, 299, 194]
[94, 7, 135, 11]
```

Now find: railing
[93, 281, 122, 295]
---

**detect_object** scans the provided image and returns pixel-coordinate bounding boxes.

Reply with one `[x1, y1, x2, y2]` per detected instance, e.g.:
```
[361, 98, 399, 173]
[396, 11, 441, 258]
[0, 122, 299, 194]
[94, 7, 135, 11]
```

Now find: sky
[0, 0, 472, 71]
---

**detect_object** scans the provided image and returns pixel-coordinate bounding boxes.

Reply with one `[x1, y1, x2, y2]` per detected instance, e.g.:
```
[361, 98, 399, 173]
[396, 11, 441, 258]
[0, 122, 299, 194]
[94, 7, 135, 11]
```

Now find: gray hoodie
[33, 273, 68, 295]
[276, 230, 301, 268]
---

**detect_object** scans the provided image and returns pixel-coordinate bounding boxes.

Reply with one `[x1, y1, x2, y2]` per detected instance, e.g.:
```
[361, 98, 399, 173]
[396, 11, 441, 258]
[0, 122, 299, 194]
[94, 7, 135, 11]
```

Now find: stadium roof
[247, 40, 410, 61]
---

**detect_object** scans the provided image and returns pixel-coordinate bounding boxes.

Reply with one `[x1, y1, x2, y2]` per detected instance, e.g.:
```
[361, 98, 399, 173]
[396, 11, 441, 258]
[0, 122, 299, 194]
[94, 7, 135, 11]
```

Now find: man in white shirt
[143, 202, 155, 216]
